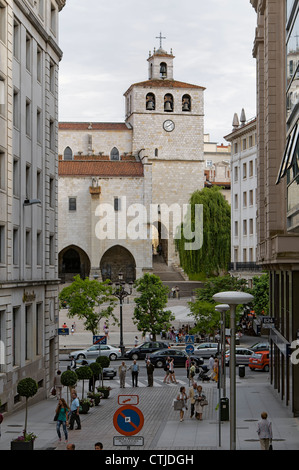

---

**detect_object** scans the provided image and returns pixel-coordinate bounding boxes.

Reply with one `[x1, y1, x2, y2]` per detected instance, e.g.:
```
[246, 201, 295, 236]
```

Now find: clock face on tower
[163, 120, 175, 132]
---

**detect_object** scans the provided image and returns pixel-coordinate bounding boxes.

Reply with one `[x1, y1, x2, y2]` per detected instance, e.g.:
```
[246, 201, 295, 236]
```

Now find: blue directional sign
[58, 328, 69, 336]
[185, 344, 194, 355]
[93, 335, 107, 345]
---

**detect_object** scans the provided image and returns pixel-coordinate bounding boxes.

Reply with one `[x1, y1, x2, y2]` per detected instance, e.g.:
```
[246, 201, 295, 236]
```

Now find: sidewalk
[1, 297, 299, 452]
[1, 362, 299, 451]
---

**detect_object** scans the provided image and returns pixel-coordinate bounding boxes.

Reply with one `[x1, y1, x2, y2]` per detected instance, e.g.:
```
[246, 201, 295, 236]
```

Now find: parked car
[225, 348, 254, 366]
[250, 342, 270, 352]
[193, 342, 219, 358]
[249, 351, 270, 372]
[148, 348, 204, 368]
[69, 344, 121, 361]
[124, 341, 169, 360]
[75, 358, 117, 379]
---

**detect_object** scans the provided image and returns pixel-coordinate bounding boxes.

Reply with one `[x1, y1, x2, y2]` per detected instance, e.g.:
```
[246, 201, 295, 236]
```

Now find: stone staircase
[152, 255, 203, 298]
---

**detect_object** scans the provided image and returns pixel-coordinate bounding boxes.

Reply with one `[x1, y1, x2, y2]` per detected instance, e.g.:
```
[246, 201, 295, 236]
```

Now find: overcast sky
[58, 0, 257, 144]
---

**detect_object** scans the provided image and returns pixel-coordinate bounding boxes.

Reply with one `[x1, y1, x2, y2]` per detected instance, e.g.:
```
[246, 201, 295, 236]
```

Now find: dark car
[75, 359, 116, 379]
[148, 348, 204, 368]
[250, 342, 270, 352]
[124, 341, 169, 360]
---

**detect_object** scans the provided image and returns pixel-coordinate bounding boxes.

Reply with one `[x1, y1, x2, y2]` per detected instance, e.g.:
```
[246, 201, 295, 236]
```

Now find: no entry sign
[113, 405, 144, 436]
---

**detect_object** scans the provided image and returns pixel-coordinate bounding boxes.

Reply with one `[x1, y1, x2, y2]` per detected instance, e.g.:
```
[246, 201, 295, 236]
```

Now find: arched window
[64, 146, 73, 160]
[164, 93, 173, 112]
[160, 62, 167, 79]
[154, 148, 158, 157]
[110, 147, 120, 161]
[146, 92, 155, 110]
[182, 94, 191, 112]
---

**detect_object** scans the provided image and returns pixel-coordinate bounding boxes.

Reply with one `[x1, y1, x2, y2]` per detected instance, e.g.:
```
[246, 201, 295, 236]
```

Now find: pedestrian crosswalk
[112, 376, 190, 388]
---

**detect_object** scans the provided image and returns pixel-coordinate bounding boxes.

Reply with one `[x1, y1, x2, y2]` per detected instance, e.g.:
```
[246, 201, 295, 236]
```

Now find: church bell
[182, 101, 190, 111]
[160, 63, 167, 78]
[164, 101, 172, 112]
[146, 99, 155, 110]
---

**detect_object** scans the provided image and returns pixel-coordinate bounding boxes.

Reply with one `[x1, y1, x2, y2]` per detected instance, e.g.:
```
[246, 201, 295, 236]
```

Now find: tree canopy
[175, 186, 231, 278]
[133, 273, 175, 340]
[59, 275, 117, 336]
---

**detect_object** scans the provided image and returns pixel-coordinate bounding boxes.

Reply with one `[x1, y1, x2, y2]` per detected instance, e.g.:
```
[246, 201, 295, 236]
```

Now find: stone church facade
[58, 43, 206, 283]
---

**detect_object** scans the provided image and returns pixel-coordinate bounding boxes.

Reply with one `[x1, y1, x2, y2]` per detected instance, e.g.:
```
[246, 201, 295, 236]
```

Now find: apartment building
[0, 0, 65, 413]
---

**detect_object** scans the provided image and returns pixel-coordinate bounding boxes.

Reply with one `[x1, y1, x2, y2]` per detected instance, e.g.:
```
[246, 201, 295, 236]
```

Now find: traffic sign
[185, 344, 194, 355]
[113, 436, 144, 447]
[118, 395, 139, 406]
[58, 328, 69, 336]
[113, 405, 144, 436]
[185, 335, 194, 343]
[93, 335, 107, 345]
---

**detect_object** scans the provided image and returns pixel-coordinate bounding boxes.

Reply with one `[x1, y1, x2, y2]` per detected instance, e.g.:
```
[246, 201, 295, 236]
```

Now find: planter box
[11, 440, 34, 450]
[97, 388, 110, 399]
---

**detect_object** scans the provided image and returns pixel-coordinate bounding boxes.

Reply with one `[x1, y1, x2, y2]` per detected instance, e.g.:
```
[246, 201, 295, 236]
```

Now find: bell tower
[147, 33, 174, 81]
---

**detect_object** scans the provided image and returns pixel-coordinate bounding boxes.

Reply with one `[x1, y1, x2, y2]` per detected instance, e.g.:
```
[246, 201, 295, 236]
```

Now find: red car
[249, 350, 270, 372]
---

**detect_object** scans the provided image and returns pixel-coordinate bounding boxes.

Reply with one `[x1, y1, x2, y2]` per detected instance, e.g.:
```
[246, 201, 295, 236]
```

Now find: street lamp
[215, 303, 230, 397]
[111, 272, 133, 357]
[212, 291, 253, 450]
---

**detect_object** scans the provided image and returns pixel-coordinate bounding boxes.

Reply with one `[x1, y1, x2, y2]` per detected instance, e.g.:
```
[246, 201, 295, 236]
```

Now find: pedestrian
[53, 370, 63, 400]
[213, 358, 219, 383]
[69, 390, 81, 430]
[185, 357, 190, 379]
[70, 355, 76, 370]
[177, 386, 188, 422]
[134, 335, 138, 347]
[208, 354, 215, 372]
[189, 361, 196, 383]
[169, 358, 178, 384]
[129, 359, 139, 387]
[257, 412, 273, 450]
[163, 357, 171, 383]
[66, 443, 75, 450]
[94, 442, 103, 450]
[194, 384, 206, 420]
[146, 359, 155, 387]
[118, 361, 127, 388]
[55, 398, 69, 443]
[189, 382, 198, 418]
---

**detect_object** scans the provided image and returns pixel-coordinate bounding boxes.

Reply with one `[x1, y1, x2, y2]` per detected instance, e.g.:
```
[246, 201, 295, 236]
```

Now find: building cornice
[14, 0, 63, 60]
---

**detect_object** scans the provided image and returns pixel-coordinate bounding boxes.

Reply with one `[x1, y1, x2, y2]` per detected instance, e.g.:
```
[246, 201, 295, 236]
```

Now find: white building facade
[0, 0, 65, 413]
[225, 110, 262, 284]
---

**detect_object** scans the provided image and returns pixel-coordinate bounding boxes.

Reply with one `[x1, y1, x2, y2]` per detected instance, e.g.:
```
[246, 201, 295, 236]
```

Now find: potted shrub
[79, 398, 93, 414]
[87, 392, 102, 406]
[11, 378, 38, 450]
[89, 361, 101, 392]
[96, 356, 111, 398]
[76, 366, 93, 398]
[61, 370, 77, 404]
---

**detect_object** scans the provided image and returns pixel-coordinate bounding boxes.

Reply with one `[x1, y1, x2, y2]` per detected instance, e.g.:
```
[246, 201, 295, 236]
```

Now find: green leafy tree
[133, 273, 175, 341]
[61, 370, 77, 404]
[59, 275, 117, 336]
[17, 378, 38, 433]
[195, 275, 248, 303]
[189, 300, 220, 338]
[175, 186, 231, 278]
[248, 273, 269, 316]
[96, 356, 111, 388]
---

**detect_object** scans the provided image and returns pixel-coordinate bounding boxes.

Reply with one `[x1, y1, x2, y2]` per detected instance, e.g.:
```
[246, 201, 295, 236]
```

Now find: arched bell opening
[146, 92, 156, 111]
[100, 245, 136, 283]
[164, 93, 174, 112]
[182, 94, 191, 112]
[59, 245, 91, 282]
[160, 62, 167, 79]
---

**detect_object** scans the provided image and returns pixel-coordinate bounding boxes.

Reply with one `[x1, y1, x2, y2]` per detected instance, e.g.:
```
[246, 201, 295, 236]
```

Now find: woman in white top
[169, 358, 178, 384]
[177, 386, 188, 422]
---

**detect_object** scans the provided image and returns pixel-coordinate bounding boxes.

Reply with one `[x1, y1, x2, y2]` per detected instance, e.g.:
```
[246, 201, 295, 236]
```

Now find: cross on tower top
[156, 32, 166, 49]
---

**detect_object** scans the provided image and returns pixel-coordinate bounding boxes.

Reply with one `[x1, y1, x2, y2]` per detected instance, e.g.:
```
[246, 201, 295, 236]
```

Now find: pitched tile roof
[59, 122, 130, 131]
[59, 160, 144, 177]
[124, 79, 205, 95]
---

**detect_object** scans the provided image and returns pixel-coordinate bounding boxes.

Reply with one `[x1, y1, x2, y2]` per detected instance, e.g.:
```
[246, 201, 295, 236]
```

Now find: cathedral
[58, 38, 206, 283]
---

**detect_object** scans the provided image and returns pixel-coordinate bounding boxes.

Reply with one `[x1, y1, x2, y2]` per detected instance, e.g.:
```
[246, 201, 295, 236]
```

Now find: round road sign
[185, 344, 194, 355]
[113, 405, 144, 436]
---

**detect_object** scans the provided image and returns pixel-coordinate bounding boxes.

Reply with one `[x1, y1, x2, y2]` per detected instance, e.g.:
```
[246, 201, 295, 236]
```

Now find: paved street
[1, 297, 299, 452]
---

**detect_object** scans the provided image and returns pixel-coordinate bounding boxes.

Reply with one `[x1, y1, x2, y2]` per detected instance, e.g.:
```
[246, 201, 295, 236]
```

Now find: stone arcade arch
[100, 245, 136, 283]
[59, 245, 91, 282]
